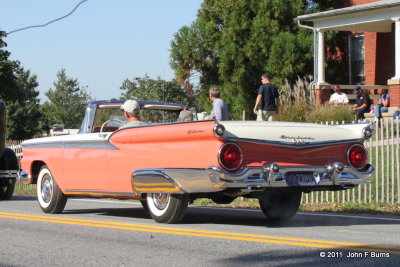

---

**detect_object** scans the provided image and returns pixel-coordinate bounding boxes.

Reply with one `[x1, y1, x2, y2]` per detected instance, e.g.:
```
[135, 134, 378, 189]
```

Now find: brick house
[296, 0, 400, 107]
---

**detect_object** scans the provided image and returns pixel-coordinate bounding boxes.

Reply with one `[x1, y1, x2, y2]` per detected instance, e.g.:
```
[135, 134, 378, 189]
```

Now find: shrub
[306, 104, 354, 123]
[276, 102, 313, 122]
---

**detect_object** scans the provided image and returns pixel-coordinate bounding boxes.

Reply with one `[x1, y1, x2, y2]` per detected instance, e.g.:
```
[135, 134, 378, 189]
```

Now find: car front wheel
[37, 166, 67, 213]
[146, 193, 188, 223]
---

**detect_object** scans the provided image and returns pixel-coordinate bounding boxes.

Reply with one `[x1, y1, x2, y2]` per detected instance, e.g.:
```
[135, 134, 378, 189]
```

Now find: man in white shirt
[329, 85, 349, 105]
[119, 100, 149, 129]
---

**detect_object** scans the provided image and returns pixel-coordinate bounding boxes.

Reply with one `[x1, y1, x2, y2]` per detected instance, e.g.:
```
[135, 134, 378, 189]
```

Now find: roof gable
[297, 0, 400, 32]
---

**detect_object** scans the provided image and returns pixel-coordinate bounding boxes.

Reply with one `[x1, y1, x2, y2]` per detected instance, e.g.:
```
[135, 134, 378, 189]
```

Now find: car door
[63, 132, 112, 192]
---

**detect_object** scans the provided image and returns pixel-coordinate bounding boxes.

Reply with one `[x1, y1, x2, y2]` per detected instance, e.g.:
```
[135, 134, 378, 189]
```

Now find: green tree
[0, 31, 19, 102]
[6, 68, 44, 139]
[170, 0, 338, 119]
[120, 75, 195, 107]
[1, 31, 44, 139]
[42, 69, 91, 129]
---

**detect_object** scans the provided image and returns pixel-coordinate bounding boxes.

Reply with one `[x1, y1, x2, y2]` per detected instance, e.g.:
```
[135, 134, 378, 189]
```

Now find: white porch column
[392, 17, 400, 79]
[317, 29, 326, 84]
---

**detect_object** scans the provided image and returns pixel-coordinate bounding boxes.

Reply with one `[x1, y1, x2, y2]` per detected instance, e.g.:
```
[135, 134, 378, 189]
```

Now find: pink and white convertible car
[19, 100, 375, 223]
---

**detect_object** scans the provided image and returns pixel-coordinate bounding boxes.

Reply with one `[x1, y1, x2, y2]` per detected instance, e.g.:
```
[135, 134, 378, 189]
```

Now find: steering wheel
[100, 119, 125, 132]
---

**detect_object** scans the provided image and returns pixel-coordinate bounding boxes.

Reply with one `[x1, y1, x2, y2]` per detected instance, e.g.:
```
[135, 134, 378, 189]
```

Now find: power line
[6, 0, 89, 36]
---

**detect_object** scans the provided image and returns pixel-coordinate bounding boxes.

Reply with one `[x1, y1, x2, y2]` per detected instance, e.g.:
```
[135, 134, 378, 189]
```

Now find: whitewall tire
[37, 166, 67, 213]
[146, 193, 188, 223]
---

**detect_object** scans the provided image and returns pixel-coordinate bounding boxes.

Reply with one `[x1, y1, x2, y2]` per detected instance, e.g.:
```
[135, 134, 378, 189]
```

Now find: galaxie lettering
[187, 129, 205, 134]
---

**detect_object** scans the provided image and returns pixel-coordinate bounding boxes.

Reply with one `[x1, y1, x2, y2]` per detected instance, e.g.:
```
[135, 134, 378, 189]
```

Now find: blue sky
[0, 0, 202, 102]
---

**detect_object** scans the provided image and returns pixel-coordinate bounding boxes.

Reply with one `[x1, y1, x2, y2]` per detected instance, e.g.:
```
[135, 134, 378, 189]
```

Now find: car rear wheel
[37, 166, 67, 213]
[258, 188, 302, 220]
[146, 193, 188, 223]
[0, 179, 15, 200]
[0, 148, 18, 200]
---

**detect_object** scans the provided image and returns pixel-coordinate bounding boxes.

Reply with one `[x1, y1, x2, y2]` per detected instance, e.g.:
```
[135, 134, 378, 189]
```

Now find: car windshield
[91, 104, 182, 132]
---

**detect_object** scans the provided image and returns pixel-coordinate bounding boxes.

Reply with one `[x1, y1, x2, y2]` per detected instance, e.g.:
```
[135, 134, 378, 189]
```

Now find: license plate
[285, 172, 315, 186]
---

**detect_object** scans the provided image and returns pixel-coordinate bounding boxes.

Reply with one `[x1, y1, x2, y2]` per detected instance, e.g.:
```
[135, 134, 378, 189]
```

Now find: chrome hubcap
[152, 193, 169, 210]
[41, 174, 53, 203]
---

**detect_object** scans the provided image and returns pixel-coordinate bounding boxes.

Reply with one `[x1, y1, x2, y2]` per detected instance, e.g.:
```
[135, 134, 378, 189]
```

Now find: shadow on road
[183, 206, 400, 228]
[8, 195, 37, 201]
[60, 204, 400, 228]
[63, 207, 150, 220]
[8, 195, 400, 228]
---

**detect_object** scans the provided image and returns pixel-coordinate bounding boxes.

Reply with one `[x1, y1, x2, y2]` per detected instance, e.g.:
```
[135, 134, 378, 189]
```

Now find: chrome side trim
[224, 137, 363, 149]
[111, 119, 214, 136]
[63, 141, 117, 149]
[22, 140, 118, 150]
[21, 141, 63, 149]
[64, 190, 134, 198]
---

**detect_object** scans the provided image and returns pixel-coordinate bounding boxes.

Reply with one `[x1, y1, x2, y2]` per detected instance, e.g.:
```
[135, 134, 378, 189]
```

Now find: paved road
[1, 195, 400, 266]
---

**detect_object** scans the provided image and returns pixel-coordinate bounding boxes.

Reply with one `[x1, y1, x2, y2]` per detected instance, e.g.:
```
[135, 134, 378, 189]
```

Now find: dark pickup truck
[0, 101, 19, 200]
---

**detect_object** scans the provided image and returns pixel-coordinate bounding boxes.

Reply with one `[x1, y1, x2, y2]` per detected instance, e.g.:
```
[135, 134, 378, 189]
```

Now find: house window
[349, 34, 365, 84]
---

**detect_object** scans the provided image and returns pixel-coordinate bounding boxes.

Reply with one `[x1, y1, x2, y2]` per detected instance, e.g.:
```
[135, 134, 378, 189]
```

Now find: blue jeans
[393, 110, 400, 119]
[355, 107, 370, 120]
[373, 105, 388, 118]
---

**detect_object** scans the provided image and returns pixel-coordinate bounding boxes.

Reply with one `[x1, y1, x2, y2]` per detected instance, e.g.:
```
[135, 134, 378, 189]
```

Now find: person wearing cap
[177, 110, 194, 122]
[329, 84, 349, 105]
[352, 86, 371, 121]
[119, 100, 149, 129]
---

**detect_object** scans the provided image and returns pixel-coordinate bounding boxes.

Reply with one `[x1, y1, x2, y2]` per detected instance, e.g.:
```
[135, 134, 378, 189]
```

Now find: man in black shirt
[353, 85, 371, 120]
[253, 73, 279, 121]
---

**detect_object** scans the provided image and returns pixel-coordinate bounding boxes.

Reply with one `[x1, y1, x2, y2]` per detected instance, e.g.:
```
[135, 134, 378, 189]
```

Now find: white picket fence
[304, 118, 400, 204]
[7, 119, 400, 204]
[7, 141, 23, 159]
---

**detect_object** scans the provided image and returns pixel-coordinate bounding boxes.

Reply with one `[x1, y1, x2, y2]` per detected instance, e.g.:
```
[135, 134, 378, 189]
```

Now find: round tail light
[347, 144, 368, 170]
[218, 143, 243, 171]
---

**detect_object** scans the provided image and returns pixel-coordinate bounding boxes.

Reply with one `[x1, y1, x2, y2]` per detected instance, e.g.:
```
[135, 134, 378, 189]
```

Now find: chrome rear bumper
[0, 170, 18, 179]
[207, 162, 374, 188]
[1, 170, 32, 184]
[132, 162, 375, 194]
